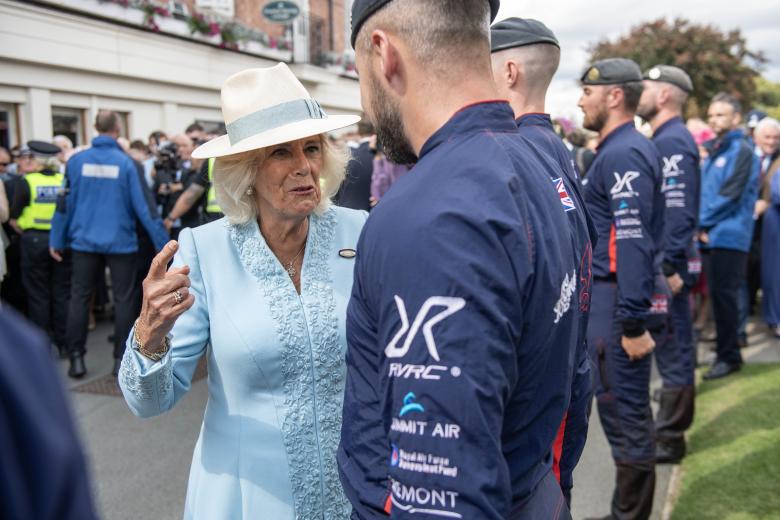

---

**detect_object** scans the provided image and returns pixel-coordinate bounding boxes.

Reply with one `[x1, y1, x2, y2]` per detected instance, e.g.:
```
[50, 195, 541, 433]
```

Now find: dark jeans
[20, 231, 71, 347]
[66, 251, 139, 359]
[702, 248, 746, 366]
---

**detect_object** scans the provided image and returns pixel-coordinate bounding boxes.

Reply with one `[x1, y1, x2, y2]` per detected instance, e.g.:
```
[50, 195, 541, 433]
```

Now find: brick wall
[181, 0, 348, 57]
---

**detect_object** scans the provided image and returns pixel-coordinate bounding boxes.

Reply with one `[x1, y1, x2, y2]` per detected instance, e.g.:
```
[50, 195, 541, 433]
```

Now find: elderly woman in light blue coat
[118, 64, 365, 519]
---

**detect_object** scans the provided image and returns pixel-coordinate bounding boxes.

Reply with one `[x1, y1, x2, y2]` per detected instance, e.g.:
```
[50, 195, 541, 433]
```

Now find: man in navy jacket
[490, 17, 595, 507]
[339, 1, 585, 518]
[637, 65, 700, 463]
[698, 93, 760, 380]
[579, 58, 666, 520]
[50, 110, 169, 379]
[0, 306, 97, 520]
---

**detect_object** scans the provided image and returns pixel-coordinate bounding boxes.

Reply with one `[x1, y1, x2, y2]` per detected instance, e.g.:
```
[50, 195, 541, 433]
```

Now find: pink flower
[208, 22, 220, 36]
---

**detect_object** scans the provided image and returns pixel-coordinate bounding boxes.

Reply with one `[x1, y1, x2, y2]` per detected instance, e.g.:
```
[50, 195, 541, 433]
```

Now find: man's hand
[755, 199, 769, 218]
[621, 331, 655, 361]
[666, 273, 684, 295]
[163, 217, 173, 232]
[8, 219, 22, 236]
[698, 230, 709, 245]
[49, 247, 63, 262]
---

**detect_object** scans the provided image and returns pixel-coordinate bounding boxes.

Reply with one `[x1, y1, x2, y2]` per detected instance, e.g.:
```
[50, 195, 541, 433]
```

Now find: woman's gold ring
[173, 289, 184, 305]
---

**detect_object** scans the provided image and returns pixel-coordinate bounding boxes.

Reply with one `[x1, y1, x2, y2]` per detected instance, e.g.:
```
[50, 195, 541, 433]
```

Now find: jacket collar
[418, 101, 517, 159]
[516, 112, 553, 129]
[91, 135, 120, 148]
[653, 115, 684, 137]
[596, 121, 635, 152]
[710, 129, 745, 158]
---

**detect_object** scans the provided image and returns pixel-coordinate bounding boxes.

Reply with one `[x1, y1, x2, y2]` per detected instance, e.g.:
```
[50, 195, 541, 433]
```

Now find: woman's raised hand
[135, 241, 195, 351]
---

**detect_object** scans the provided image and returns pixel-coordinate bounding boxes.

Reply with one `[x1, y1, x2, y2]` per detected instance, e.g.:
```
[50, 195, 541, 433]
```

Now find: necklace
[283, 241, 306, 278]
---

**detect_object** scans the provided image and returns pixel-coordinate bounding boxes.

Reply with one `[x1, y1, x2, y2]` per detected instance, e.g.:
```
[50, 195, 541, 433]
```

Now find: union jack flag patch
[553, 177, 576, 212]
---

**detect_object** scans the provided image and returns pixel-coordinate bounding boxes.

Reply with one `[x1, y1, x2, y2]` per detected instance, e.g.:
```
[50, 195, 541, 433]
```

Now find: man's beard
[583, 105, 608, 133]
[636, 100, 658, 123]
[369, 72, 417, 165]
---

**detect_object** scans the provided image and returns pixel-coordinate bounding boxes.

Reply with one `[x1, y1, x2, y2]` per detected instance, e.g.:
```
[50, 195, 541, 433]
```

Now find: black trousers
[1, 230, 26, 313]
[20, 231, 71, 347]
[702, 248, 746, 366]
[65, 251, 139, 359]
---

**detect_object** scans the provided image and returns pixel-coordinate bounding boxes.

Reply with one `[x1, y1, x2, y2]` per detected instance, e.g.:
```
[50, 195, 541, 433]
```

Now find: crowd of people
[1, 0, 779, 519]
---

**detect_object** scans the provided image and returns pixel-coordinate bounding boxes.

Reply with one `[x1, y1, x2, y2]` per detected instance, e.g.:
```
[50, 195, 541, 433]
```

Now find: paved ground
[60, 317, 779, 519]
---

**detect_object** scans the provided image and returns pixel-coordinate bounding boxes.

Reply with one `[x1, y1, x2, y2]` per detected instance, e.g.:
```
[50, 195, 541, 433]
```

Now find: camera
[154, 141, 181, 173]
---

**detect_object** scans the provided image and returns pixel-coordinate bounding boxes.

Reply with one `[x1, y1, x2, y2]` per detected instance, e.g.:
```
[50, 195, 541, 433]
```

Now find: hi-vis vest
[206, 158, 221, 214]
[17, 172, 64, 231]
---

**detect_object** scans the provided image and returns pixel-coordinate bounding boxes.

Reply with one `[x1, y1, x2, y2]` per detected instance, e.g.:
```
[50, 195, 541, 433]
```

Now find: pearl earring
[246, 186, 255, 196]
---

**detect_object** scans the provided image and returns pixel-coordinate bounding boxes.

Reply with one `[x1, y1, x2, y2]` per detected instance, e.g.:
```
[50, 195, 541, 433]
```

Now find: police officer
[490, 17, 596, 506]
[50, 111, 169, 378]
[637, 65, 700, 464]
[578, 59, 666, 520]
[8, 140, 71, 355]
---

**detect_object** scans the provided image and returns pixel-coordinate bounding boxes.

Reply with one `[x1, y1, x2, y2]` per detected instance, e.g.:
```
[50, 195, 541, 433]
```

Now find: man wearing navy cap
[578, 58, 666, 520]
[490, 17, 595, 507]
[9, 140, 71, 356]
[339, 1, 584, 518]
[637, 65, 700, 464]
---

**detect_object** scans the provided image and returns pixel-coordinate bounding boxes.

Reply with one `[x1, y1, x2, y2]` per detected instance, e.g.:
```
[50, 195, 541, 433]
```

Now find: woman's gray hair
[213, 134, 348, 225]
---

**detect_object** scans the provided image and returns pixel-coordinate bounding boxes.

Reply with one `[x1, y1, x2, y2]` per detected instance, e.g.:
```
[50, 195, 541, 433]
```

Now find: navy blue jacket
[584, 122, 665, 333]
[50, 135, 169, 254]
[339, 102, 587, 519]
[652, 117, 700, 281]
[699, 129, 760, 252]
[0, 307, 97, 520]
[516, 113, 595, 497]
[337, 140, 374, 211]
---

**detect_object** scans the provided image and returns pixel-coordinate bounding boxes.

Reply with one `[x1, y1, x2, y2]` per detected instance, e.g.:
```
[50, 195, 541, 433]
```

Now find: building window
[195, 0, 234, 19]
[195, 119, 226, 136]
[52, 107, 85, 147]
[0, 103, 20, 150]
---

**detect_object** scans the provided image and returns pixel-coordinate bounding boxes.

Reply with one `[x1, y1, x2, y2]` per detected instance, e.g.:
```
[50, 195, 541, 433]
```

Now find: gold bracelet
[132, 320, 171, 362]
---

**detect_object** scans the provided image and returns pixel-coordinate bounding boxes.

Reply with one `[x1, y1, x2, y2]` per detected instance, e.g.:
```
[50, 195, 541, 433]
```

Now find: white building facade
[0, 0, 361, 148]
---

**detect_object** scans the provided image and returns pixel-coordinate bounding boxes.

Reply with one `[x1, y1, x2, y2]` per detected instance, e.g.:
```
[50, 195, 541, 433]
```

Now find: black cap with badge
[643, 65, 693, 94]
[350, 0, 501, 47]
[490, 18, 559, 53]
[18, 140, 61, 157]
[581, 58, 642, 86]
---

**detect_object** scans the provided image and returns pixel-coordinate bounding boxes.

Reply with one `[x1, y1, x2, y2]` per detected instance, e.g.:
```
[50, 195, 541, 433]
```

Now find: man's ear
[606, 86, 623, 111]
[657, 86, 670, 108]
[506, 60, 521, 89]
[372, 29, 405, 95]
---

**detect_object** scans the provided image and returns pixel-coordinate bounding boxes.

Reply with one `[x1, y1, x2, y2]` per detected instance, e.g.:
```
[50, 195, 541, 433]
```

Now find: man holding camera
[154, 134, 203, 238]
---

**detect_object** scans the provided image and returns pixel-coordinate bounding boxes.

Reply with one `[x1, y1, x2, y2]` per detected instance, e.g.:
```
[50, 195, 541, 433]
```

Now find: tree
[588, 18, 766, 117]
[755, 77, 780, 120]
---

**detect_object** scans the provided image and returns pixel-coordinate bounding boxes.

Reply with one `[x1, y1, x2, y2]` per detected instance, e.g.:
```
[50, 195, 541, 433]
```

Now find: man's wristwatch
[132, 320, 171, 362]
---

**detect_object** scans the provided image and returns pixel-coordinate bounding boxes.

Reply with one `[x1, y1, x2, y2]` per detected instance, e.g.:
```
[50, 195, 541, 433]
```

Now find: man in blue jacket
[698, 93, 760, 380]
[579, 58, 666, 520]
[637, 65, 700, 463]
[339, 1, 586, 518]
[50, 110, 169, 378]
[490, 17, 595, 507]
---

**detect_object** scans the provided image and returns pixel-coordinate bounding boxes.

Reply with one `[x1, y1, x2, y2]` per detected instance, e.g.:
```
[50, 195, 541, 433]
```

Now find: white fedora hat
[192, 63, 360, 159]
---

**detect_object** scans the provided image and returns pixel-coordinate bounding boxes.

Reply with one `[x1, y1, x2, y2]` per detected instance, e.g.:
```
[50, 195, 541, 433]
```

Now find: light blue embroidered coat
[119, 206, 367, 519]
